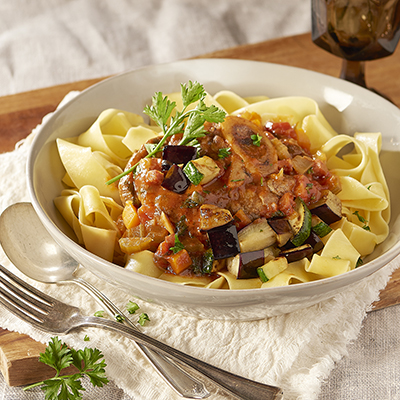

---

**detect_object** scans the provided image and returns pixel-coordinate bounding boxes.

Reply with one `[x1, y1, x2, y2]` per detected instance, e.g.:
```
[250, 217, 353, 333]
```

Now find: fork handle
[79, 316, 283, 400]
[73, 277, 209, 399]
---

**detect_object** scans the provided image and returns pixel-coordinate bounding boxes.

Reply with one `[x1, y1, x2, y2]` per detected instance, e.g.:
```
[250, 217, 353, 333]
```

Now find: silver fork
[0, 264, 283, 400]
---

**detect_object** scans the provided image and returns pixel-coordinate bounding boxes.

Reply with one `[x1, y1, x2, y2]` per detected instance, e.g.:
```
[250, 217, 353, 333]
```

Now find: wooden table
[0, 32, 399, 385]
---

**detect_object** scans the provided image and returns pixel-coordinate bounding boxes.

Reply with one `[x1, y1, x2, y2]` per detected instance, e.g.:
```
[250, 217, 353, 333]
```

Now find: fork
[0, 264, 283, 400]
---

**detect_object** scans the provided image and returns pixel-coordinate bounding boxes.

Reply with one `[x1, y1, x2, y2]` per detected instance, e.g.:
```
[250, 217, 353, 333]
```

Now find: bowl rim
[26, 57, 400, 298]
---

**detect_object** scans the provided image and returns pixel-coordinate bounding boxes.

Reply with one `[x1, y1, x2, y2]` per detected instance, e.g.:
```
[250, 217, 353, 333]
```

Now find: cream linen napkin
[0, 93, 398, 400]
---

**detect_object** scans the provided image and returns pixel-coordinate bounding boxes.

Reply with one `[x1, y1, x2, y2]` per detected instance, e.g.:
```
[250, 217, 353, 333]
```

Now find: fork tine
[0, 284, 46, 326]
[0, 274, 51, 317]
[0, 264, 56, 321]
[0, 264, 56, 305]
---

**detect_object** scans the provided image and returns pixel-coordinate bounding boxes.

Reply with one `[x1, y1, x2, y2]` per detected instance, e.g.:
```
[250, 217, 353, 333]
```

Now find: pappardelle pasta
[54, 82, 390, 290]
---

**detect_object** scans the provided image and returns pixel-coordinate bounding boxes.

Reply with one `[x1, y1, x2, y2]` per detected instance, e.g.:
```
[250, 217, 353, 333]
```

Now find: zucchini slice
[287, 197, 312, 247]
[184, 156, 220, 185]
[257, 257, 288, 282]
[311, 215, 332, 237]
[183, 161, 204, 185]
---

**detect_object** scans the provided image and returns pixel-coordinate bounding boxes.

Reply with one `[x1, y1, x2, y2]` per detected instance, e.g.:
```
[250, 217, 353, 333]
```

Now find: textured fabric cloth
[0, 0, 311, 96]
[319, 305, 400, 400]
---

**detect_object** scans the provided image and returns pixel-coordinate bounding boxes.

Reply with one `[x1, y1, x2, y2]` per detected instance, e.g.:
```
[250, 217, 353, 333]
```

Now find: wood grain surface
[0, 32, 398, 385]
[0, 328, 77, 386]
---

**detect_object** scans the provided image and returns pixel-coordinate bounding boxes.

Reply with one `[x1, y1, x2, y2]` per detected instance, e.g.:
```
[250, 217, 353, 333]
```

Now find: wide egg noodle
[77, 109, 145, 168]
[321, 132, 390, 251]
[216, 271, 262, 289]
[319, 229, 360, 270]
[355, 132, 390, 221]
[338, 178, 388, 211]
[212, 90, 250, 114]
[122, 125, 161, 153]
[125, 251, 164, 278]
[146, 271, 230, 289]
[54, 185, 123, 262]
[322, 134, 369, 181]
[306, 254, 351, 277]
[243, 95, 270, 104]
[54, 189, 84, 244]
[261, 258, 319, 288]
[56, 138, 122, 204]
[330, 217, 378, 257]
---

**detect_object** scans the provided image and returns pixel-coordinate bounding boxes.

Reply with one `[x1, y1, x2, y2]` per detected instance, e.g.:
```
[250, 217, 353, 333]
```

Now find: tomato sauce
[119, 114, 341, 276]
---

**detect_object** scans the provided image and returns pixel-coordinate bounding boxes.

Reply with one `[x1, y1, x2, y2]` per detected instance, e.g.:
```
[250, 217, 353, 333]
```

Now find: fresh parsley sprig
[24, 337, 109, 400]
[218, 147, 231, 159]
[251, 133, 262, 147]
[106, 81, 226, 185]
[170, 233, 185, 254]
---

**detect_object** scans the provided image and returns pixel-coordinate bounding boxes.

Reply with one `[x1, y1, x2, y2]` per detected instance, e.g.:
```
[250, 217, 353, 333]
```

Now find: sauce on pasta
[54, 90, 390, 289]
[119, 113, 341, 278]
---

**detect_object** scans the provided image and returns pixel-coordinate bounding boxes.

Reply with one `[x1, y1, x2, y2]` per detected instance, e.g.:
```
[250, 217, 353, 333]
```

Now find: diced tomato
[155, 234, 175, 258]
[311, 159, 330, 179]
[277, 158, 294, 174]
[266, 122, 298, 140]
[137, 204, 156, 224]
[278, 192, 296, 216]
[294, 175, 321, 205]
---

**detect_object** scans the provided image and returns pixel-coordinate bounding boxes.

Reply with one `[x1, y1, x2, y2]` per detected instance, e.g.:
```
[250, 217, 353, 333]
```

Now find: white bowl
[27, 59, 400, 320]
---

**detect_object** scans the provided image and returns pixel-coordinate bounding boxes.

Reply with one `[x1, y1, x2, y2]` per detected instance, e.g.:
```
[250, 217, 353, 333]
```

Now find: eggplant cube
[162, 145, 197, 165]
[207, 222, 241, 260]
[238, 218, 276, 253]
[161, 164, 190, 194]
[279, 244, 313, 263]
[309, 190, 342, 225]
[305, 231, 324, 253]
[227, 250, 265, 279]
[200, 204, 233, 231]
[267, 218, 293, 247]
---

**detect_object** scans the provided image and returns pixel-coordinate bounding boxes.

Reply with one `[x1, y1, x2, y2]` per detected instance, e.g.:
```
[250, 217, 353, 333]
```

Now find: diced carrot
[168, 249, 192, 274]
[122, 201, 140, 229]
[240, 111, 262, 126]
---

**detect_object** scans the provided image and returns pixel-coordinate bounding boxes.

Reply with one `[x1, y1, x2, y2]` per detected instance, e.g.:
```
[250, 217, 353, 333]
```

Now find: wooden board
[0, 328, 77, 386]
[0, 32, 399, 385]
